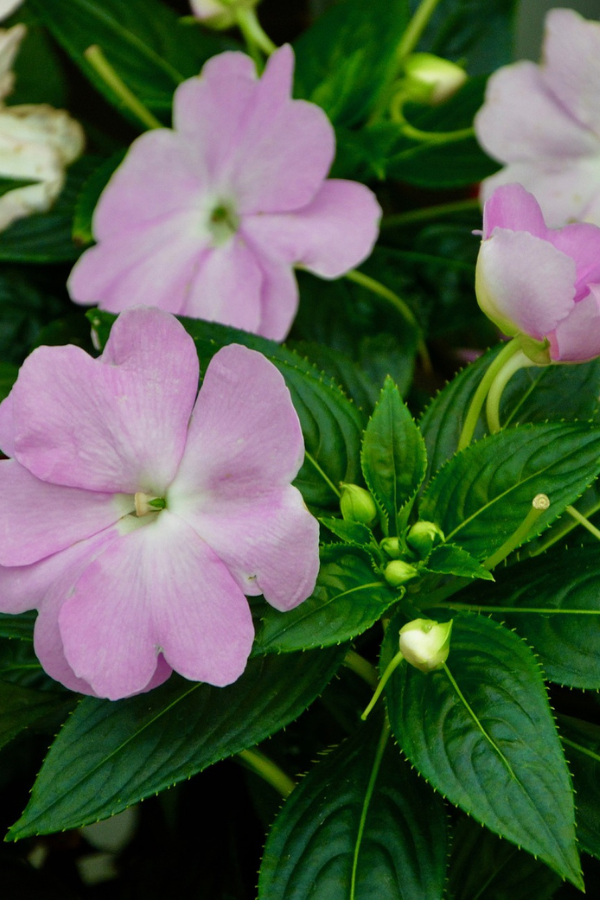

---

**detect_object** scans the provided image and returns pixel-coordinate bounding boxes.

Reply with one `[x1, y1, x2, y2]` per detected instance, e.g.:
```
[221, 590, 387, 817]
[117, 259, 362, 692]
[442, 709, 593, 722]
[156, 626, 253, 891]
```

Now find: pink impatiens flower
[0, 307, 319, 700]
[68, 45, 381, 341]
[476, 9, 600, 228]
[476, 184, 600, 363]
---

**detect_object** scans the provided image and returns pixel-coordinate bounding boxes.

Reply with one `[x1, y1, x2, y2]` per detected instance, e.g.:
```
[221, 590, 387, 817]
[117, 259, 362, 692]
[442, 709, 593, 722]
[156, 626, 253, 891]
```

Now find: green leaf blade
[383, 613, 582, 888]
[9, 647, 344, 838]
[259, 717, 448, 899]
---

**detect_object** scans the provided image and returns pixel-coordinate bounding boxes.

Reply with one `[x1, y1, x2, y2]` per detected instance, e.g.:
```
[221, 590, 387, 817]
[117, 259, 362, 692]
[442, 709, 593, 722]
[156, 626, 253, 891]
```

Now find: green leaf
[90, 311, 365, 511]
[319, 517, 373, 547]
[558, 714, 600, 862]
[419, 348, 600, 483]
[253, 546, 395, 654]
[9, 647, 344, 838]
[447, 814, 561, 900]
[72, 150, 126, 245]
[259, 716, 448, 899]
[419, 423, 600, 561]
[0, 176, 39, 197]
[0, 612, 35, 641]
[293, 0, 409, 127]
[0, 156, 99, 262]
[10, 11, 68, 107]
[423, 543, 494, 581]
[382, 612, 582, 888]
[0, 361, 17, 403]
[462, 546, 600, 689]
[28, 0, 227, 121]
[362, 377, 427, 534]
[0, 681, 75, 751]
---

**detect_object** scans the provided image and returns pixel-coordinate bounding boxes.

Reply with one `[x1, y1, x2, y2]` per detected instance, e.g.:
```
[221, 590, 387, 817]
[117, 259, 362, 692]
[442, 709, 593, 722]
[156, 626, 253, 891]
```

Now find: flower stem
[344, 269, 432, 375]
[344, 650, 379, 689]
[361, 649, 404, 721]
[396, 0, 445, 61]
[482, 493, 550, 571]
[236, 747, 295, 798]
[389, 100, 475, 144]
[457, 339, 521, 451]
[381, 198, 480, 229]
[431, 602, 600, 615]
[486, 349, 537, 434]
[235, 7, 276, 59]
[350, 718, 390, 900]
[84, 45, 163, 131]
[565, 504, 600, 542]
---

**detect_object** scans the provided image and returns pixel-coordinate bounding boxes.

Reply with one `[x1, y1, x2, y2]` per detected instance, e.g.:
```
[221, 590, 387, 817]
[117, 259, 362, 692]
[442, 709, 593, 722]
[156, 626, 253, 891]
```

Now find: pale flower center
[208, 201, 239, 246]
[134, 491, 166, 517]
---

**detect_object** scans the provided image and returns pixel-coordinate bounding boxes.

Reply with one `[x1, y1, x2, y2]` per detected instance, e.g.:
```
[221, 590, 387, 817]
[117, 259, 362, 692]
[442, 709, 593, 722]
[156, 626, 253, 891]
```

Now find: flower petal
[0, 460, 129, 566]
[475, 229, 576, 339]
[255, 255, 299, 342]
[542, 9, 600, 135]
[225, 46, 335, 214]
[92, 130, 204, 238]
[182, 240, 263, 333]
[59, 512, 254, 699]
[179, 487, 319, 611]
[475, 61, 597, 163]
[68, 212, 204, 313]
[549, 285, 600, 362]
[482, 183, 547, 240]
[0, 390, 14, 456]
[11, 308, 199, 494]
[547, 222, 600, 299]
[243, 179, 381, 277]
[480, 159, 600, 229]
[169, 343, 304, 504]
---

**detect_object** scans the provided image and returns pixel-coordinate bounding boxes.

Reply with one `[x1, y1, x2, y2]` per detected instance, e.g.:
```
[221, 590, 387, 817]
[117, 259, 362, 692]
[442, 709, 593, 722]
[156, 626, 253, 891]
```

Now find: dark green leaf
[0, 176, 39, 197]
[72, 149, 127, 245]
[461, 546, 600, 689]
[383, 612, 581, 888]
[0, 681, 75, 751]
[28, 0, 227, 121]
[0, 612, 35, 641]
[0, 361, 17, 403]
[419, 423, 600, 561]
[558, 714, 600, 862]
[259, 716, 448, 899]
[424, 543, 494, 581]
[362, 377, 427, 534]
[0, 156, 99, 262]
[253, 546, 395, 654]
[293, 0, 410, 126]
[9, 647, 345, 838]
[10, 12, 68, 107]
[90, 311, 365, 511]
[447, 814, 561, 900]
[419, 348, 600, 483]
[319, 517, 373, 548]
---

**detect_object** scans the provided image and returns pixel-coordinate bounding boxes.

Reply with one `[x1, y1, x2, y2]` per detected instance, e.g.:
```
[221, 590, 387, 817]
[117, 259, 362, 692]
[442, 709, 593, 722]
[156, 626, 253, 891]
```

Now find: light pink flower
[67, 45, 381, 341]
[476, 184, 600, 363]
[476, 9, 600, 228]
[0, 307, 319, 700]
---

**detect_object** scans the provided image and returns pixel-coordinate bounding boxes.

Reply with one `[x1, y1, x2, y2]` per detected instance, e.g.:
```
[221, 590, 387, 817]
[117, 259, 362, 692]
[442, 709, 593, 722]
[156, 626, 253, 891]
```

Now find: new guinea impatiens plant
[3, 0, 600, 897]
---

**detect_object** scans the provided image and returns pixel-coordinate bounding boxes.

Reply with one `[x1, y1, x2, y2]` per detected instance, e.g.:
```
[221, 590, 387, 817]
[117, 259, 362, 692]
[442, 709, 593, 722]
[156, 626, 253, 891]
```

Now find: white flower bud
[402, 53, 467, 106]
[189, 0, 259, 30]
[0, 103, 85, 231]
[0, 1, 25, 22]
[399, 618, 453, 672]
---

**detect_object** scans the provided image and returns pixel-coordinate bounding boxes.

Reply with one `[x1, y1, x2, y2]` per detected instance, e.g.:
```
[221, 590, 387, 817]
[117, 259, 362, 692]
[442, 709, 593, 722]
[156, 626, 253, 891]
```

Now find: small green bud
[399, 618, 453, 672]
[406, 521, 444, 557]
[402, 53, 467, 105]
[380, 537, 402, 559]
[340, 484, 378, 527]
[190, 0, 260, 30]
[384, 559, 419, 587]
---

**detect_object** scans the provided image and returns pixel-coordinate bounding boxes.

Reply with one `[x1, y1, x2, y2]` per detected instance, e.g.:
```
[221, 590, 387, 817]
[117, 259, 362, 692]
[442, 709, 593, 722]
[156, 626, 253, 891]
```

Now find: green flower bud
[340, 484, 378, 527]
[399, 618, 453, 672]
[384, 559, 419, 587]
[402, 53, 467, 105]
[380, 536, 402, 559]
[406, 521, 444, 557]
[190, 0, 260, 30]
